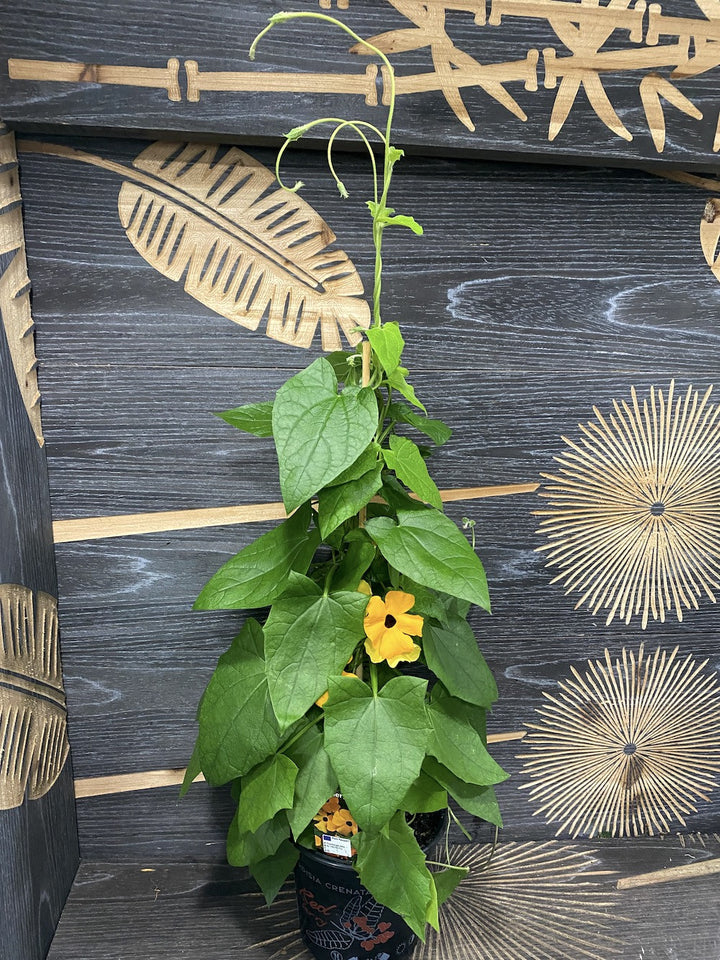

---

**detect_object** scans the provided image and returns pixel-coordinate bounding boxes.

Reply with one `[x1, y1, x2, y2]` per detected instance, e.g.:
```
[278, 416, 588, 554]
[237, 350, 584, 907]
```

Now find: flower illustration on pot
[363, 591, 424, 668]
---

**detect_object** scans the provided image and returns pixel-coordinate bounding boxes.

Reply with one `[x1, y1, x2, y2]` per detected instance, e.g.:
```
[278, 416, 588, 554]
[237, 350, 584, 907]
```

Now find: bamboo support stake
[617, 857, 720, 889]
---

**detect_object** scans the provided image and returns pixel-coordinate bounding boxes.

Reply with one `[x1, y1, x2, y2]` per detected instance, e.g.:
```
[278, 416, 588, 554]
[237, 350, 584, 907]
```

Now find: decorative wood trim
[52, 483, 540, 543]
[73, 731, 525, 798]
[0, 124, 43, 445]
[18, 138, 370, 352]
[617, 857, 720, 890]
[519, 645, 720, 838]
[0, 584, 69, 810]
[535, 381, 720, 628]
[7, 0, 720, 154]
[8, 58, 182, 101]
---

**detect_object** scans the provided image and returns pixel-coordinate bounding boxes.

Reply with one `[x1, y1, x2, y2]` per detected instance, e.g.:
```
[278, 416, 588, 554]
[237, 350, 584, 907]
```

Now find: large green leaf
[272, 357, 379, 511]
[366, 322, 404, 375]
[388, 402, 452, 446]
[318, 463, 383, 538]
[323, 675, 430, 832]
[195, 620, 282, 784]
[217, 401, 274, 437]
[236, 754, 298, 834]
[365, 509, 490, 611]
[422, 757, 502, 826]
[355, 811, 436, 939]
[249, 840, 299, 905]
[194, 502, 318, 610]
[227, 809, 289, 867]
[427, 688, 508, 787]
[264, 573, 368, 728]
[422, 617, 498, 707]
[383, 435, 442, 510]
[284, 724, 339, 840]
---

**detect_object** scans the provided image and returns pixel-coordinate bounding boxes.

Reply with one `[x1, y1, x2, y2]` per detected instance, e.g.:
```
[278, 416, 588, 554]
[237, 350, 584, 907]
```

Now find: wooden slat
[618, 857, 720, 890]
[73, 731, 526, 798]
[52, 483, 539, 542]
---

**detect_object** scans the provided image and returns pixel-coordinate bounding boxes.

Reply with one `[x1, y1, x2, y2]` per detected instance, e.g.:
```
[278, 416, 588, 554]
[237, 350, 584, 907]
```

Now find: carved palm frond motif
[519, 645, 720, 838]
[0, 584, 69, 810]
[245, 843, 620, 960]
[19, 140, 370, 352]
[0, 125, 43, 445]
[535, 381, 720, 628]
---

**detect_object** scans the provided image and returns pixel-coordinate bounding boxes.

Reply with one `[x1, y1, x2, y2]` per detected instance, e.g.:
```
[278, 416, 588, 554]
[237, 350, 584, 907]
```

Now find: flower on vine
[330, 807, 359, 837]
[364, 591, 423, 668]
[315, 670, 360, 708]
[313, 796, 341, 831]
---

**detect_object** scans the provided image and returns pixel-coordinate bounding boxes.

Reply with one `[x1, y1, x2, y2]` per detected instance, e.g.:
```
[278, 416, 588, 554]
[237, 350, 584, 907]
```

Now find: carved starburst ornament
[416, 842, 621, 960]
[519, 645, 720, 837]
[535, 382, 720, 628]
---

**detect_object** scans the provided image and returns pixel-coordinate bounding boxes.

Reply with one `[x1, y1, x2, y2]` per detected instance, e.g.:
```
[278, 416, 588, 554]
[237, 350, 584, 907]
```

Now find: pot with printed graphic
[294, 798, 444, 960]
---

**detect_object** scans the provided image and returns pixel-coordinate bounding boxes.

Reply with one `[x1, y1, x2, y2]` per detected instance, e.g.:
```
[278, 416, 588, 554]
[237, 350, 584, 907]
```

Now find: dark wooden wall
[2, 2, 720, 956]
[0, 128, 78, 960]
[12, 132, 720, 862]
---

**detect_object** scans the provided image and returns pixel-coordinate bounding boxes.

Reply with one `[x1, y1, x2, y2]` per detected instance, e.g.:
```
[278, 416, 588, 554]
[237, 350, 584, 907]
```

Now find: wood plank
[2, 0, 720, 167]
[46, 839, 720, 960]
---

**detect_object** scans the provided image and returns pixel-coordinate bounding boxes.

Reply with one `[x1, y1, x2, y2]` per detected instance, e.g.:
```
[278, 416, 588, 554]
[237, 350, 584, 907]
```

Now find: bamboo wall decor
[18, 139, 370, 351]
[519, 645, 720, 838]
[6, 0, 720, 153]
[0, 584, 69, 811]
[535, 381, 720, 628]
[0, 124, 42, 446]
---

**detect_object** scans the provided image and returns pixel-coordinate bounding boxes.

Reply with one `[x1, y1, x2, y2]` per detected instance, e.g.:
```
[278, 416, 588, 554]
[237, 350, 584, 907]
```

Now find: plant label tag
[321, 834, 353, 858]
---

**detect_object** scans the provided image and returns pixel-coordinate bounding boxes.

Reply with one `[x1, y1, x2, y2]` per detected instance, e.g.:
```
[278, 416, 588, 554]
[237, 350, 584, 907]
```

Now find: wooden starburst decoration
[535, 382, 720, 628]
[416, 842, 620, 960]
[519, 645, 720, 838]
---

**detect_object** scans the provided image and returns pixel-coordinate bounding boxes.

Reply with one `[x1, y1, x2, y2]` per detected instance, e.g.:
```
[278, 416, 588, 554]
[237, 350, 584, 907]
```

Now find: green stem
[370, 661, 379, 697]
[250, 11, 399, 330]
[280, 713, 323, 754]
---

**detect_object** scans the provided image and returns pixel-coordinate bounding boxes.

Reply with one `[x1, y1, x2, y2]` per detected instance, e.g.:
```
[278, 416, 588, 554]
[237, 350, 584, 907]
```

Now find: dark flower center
[384, 614, 397, 628]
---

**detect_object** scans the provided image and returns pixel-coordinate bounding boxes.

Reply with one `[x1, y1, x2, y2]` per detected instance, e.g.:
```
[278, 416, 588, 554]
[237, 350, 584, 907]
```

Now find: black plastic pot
[294, 846, 419, 960]
[293, 811, 445, 960]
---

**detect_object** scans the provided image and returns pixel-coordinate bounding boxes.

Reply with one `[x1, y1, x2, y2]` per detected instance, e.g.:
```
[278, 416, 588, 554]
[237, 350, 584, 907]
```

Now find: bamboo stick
[617, 857, 720, 889]
[52, 483, 540, 543]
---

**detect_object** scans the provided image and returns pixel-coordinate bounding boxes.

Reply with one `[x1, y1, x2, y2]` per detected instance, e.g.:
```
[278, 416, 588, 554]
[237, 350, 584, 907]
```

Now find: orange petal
[386, 641, 421, 669]
[384, 590, 416, 616]
[315, 689, 329, 708]
[396, 612, 424, 638]
[357, 581, 372, 596]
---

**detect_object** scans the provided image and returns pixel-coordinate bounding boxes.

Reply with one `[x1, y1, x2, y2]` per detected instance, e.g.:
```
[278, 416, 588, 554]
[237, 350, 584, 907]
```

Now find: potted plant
[183, 12, 507, 958]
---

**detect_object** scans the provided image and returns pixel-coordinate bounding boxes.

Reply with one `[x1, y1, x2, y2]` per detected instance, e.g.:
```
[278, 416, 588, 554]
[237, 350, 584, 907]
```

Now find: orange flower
[364, 590, 423, 668]
[330, 808, 359, 837]
[313, 796, 341, 831]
